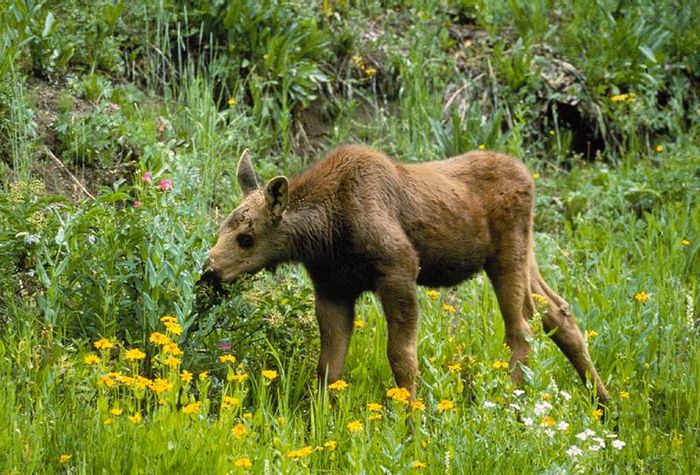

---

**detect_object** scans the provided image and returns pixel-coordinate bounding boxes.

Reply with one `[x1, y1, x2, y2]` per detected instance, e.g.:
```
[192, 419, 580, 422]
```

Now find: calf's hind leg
[529, 261, 610, 404]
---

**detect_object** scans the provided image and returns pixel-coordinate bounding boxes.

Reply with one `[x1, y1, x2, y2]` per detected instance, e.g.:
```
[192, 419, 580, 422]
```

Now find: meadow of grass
[1, 0, 699, 473]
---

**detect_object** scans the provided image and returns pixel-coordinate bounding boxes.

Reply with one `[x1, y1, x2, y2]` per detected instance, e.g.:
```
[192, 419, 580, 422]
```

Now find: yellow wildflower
[592, 408, 604, 421]
[134, 375, 152, 389]
[354, 319, 365, 329]
[83, 353, 101, 365]
[104, 418, 114, 425]
[656, 145, 664, 153]
[110, 407, 124, 416]
[442, 303, 456, 313]
[532, 293, 549, 307]
[231, 423, 248, 439]
[619, 391, 630, 399]
[634, 291, 650, 303]
[323, 440, 337, 451]
[611, 92, 635, 103]
[478, 144, 486, 150]
[448, 363, 462, 372]
[681, 239, 690, 246]
[541, 392, 552, 400]
[369, 413, 382, 421]
[347, 420, 364, 433]
[150, 378, 173, 394]
[160, 315, 177, 325]
[219, 354, 236, 364]
[129, 412, 142, 425]
[386, 387, 411, 404]
[164, 321, 183, 336]
[199, 371, 209, 381]
[411, 461, 427, 469]
[230, 372, 249, 383]
[437, 399, 455, 412]
[125, 348, 146, 361]
[149, 332, 171, 345]
[262, 369, 278, 381]
[234, 457, 252, 468]
[98, 375, 116, 388]
[243, 412, 252, 419]
[411, 400, 426, 411]
[492, 360, 509, 370]
[227, 98, 237, 107]
[426, 289, 439, 300]
[222, 396, 240, 409]
[328, 380, 348, 391]
[587, 330, 599, 339]
[532, 172, 541, 180]
[163, 343, 183, 356]
[94, 338, 115, 350]
[59, 454, 72, 464]
[365, 67, 377, 77]
[367, 403, 383, 412]
[541, 415, 555, 427]
[181, 370, 193, 383]
[164, 357, 181, 368]
[182, 402, 201, 415]
[286, 446, 314, 458]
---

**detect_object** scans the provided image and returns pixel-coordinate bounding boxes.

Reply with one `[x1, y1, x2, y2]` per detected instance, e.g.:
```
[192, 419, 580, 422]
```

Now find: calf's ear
[237, 149, 259, 196]
[265, 176, 289, 217]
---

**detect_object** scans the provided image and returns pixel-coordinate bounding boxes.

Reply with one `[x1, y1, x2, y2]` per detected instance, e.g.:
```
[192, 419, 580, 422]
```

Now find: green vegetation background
[1, 0, 698, 473]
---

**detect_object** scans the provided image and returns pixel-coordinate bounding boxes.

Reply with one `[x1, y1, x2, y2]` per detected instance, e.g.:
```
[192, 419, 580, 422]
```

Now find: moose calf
[205, 145, 609, 404]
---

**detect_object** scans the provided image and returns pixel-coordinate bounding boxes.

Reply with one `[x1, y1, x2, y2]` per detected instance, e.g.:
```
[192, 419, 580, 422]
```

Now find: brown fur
[206, 145, 609, 404]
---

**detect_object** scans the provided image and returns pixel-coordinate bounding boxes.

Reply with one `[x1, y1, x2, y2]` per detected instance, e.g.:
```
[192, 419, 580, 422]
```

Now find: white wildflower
[559, 390, 572, 401]
[544, 428, 555, 438]
[612, 439, 626, 450]
[513, 389, 525, 397]
[566, 445, 583, 457]
[509, 403, 522, 412]
[588, 444, 603, 452]
[576, 429, 595, 441]
[557, 421, 570, 431]
[592, 437, 606, 448]
[534, 401, 552, 416]
[483, 401, 497, 409]
[523, 417, 534, 427]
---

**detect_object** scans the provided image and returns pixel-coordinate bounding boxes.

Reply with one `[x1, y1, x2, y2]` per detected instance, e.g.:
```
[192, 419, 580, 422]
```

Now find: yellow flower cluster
[351, 55, 377, 77]
[231, 423, 248, 439]
[160, 315, 183, 335]
[328, 380, 348, 391]
[634, 291, 650, 303]
[492, 360, 509, 370]
[219, 354, 236, 364]
[181, 402, 201, 415]
[347, 420, 364, 433]
[426, 289, 439, 300]
[610, 92, 636, 103]
[386, 387, 411, 404]
[94, 338, 115, 350]
[125, 348, 146, 361]
[262, 369, 278, 381]
[222, 396, 240, 410]
[437, 399, 455, 412]
[286, 446, 314, 459]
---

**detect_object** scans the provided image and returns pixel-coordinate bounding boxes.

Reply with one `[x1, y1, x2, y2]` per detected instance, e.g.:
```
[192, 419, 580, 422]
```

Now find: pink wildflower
[142, 172, 153, 183]
[107, 103, 121, 112]
[158, 179, 173, 192]
[133, 200, 142, 209]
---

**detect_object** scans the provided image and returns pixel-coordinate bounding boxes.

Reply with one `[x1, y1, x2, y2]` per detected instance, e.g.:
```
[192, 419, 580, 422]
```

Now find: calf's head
[206, 150, 289, 283]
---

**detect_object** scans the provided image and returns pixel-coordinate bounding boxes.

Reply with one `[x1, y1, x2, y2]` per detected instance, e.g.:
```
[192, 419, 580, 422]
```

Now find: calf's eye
[236, 233, 254, 249]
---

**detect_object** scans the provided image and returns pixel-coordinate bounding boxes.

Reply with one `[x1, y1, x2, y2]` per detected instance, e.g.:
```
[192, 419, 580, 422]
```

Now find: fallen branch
[45, 148, 95, 200]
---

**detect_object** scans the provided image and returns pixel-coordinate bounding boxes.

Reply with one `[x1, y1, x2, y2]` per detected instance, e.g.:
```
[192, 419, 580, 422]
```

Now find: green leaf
[42, 12, 54, 38]
[639, 45, 656, 63]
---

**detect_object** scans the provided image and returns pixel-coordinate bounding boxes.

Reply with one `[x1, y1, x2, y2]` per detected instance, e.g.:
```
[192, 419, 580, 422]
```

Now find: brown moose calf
[206, 145, 609, 404]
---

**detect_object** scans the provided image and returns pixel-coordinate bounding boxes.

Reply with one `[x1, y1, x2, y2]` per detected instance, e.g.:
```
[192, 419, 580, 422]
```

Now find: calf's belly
[416, 261, 482, 288]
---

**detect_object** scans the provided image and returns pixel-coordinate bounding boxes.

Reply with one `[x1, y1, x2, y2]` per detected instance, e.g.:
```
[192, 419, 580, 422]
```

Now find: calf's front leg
[315, 293, 356, 386]
[377, 275, 420, 397]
